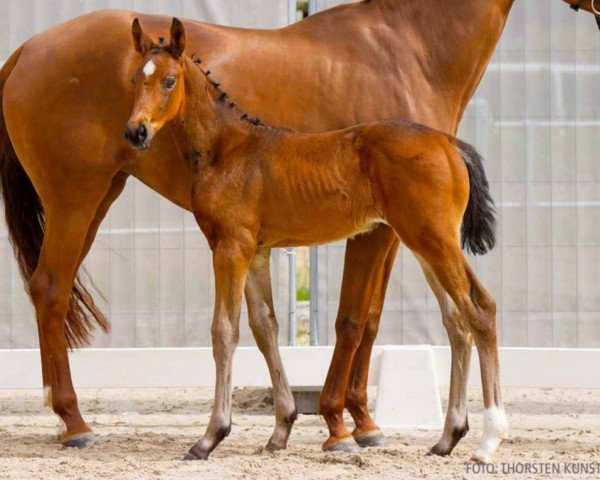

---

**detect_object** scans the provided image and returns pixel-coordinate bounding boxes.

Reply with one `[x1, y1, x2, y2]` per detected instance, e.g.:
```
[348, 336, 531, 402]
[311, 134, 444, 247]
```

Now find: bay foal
[126, 19, 507, 463]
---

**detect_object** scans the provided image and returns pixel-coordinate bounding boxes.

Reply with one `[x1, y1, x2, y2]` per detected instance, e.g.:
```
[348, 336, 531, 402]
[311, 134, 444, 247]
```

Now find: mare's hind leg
[78, 172, 129, 264]
[30, 181, 114, 447]
[409, 236, 507, 463]
[345, 235, 399, 448]
[245, 248, 297, 451]
[39, 172, 128, 445]
[319, 225, 398, 452]
[417, 257, 473, 456]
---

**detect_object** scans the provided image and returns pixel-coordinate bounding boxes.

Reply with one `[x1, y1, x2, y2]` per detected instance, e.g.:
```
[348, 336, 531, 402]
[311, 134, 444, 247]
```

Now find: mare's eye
[164, 77, 176, 89]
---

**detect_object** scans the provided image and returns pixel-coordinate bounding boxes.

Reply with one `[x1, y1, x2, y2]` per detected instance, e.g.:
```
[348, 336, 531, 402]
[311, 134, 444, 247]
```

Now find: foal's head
[125, 18, 187, 150]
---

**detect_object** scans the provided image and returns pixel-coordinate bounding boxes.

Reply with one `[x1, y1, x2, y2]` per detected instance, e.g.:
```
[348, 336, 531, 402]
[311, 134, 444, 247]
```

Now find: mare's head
[125, 18, 187, 150]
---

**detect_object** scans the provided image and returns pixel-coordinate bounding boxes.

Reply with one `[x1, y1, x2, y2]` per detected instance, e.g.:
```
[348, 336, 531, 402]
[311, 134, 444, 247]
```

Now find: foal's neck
[173, 57, 271, 163]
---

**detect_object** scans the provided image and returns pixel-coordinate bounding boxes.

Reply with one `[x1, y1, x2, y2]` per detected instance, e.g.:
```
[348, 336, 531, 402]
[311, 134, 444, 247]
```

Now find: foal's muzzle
[124, 122, 151, 150]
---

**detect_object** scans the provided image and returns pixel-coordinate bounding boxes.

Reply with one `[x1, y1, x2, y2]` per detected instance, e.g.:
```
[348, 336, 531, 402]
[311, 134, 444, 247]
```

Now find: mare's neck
[372, 0, 516, 127]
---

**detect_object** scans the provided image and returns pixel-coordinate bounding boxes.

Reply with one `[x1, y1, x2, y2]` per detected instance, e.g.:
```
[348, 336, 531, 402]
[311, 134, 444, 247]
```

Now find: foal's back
[255, 119, 469, 248]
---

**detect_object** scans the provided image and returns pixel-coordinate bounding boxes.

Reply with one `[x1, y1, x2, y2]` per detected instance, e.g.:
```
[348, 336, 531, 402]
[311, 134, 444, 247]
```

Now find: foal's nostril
[137, 124, 147, 142]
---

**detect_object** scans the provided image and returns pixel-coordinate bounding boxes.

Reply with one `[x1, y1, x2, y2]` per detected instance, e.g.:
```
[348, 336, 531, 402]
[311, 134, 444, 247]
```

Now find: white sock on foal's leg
[472, 405, 509, 463]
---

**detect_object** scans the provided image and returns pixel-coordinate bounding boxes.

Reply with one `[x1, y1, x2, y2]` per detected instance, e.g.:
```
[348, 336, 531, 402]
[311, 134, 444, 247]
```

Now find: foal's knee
[211, 321, 239, 358]
[248, 308, 279, 345]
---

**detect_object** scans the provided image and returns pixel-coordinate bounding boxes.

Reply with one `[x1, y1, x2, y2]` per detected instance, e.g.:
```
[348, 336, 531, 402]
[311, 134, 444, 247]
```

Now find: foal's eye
[164, 77, 176, 89]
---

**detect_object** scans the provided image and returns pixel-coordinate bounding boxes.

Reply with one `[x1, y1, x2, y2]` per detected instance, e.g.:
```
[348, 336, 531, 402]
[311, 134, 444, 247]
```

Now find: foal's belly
[260, 203, 383, 248]
[257, 161, 382, 248]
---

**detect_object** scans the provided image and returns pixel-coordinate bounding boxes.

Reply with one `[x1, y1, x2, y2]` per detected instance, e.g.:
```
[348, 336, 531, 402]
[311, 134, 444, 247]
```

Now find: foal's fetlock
[428, 418, 469, 457]
[265, 409, 297, 452]
[183, 424, 232, 461]
[184, 444, 210, 461]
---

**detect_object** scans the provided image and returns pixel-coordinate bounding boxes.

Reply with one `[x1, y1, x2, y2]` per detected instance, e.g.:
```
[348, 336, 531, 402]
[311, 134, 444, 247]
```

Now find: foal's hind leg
[245, 248, 297, 451]
[413, 240, 507, 463]
[417, 257, 473, 456]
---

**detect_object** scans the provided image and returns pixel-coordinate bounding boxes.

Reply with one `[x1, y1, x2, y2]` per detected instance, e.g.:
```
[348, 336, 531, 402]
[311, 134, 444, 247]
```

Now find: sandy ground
[0, 387, 598, 480]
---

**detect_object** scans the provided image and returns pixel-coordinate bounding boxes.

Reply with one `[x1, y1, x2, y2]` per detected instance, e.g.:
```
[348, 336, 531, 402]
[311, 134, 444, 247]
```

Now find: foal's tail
[0, 45, 109, 348]
[454, 139, 496, 255]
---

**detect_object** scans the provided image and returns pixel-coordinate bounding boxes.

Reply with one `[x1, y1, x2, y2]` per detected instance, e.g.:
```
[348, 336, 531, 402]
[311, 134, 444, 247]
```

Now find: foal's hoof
[322, 436, 362, 453]
[264, 440, 286, 453]
[62, 433, 97, 449]
[353, 429, 385, 448]
[427, 441, 453, 457]
[183, 444, 209, 461]
[470, 452, 493, 464]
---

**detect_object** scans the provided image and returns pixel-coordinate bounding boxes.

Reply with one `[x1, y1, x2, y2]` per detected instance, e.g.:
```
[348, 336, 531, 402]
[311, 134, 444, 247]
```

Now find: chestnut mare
[126, 18, 502, 461]
[0, 0, 597, 459]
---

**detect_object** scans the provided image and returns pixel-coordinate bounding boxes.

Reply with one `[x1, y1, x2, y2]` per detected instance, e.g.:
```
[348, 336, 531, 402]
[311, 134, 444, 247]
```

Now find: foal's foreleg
[418, 258, 472, 456]
[245, 248, 296, 451]
[185, 237, 254, 460]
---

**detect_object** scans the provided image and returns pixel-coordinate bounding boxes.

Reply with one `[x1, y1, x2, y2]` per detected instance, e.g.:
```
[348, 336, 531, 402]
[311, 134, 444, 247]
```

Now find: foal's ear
[168, 18, 186, 58]
[132, 18, 154, 55]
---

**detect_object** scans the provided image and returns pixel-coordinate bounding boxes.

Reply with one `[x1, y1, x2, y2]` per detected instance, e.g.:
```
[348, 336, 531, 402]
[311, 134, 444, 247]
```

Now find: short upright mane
[189, 53, 288, 133]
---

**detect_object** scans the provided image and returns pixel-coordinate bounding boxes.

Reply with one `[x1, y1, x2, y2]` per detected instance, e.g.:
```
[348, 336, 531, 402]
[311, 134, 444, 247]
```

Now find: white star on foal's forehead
[143, 60, 157, 77]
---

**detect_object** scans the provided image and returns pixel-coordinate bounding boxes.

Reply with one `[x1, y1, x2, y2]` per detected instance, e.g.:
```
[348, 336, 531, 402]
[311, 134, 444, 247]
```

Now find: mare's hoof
[183, 445, 209, 461]
[354, 429, 385, 448]
[62, 433, 97, 449]
[322, 436, 362, 453]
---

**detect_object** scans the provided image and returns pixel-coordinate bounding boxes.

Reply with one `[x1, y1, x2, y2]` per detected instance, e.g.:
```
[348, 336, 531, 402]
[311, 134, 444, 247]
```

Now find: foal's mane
[189, 53, 290, 134]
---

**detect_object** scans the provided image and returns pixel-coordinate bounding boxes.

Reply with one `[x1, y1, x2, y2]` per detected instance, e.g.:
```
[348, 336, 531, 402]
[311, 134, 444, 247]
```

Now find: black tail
[454, 139, 496, 255]
[0, 45, 109, 348]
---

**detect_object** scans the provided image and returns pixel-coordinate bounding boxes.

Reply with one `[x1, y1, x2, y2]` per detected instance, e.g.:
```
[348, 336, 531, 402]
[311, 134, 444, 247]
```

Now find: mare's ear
[132, 18, 154, 55]
[168, 18, 186, 58]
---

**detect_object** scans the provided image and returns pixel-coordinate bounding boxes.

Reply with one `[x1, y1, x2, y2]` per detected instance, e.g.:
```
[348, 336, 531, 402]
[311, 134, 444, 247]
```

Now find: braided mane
[190, 53, 266, 128]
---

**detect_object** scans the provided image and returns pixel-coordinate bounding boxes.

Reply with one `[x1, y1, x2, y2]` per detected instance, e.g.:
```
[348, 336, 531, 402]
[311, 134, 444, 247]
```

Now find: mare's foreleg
[319, 225, 398, 452]
[344, 233, 399, 448]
